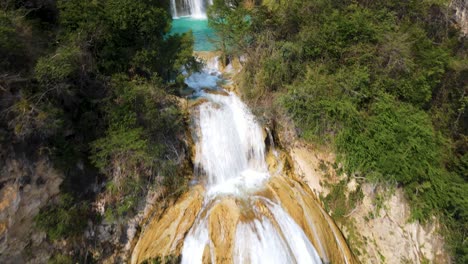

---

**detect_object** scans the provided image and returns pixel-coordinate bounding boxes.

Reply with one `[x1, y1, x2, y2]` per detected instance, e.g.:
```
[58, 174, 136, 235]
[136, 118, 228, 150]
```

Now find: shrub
[90, 75, 184, 181]
[103, 178, 144, 222]
[9, 99, 64, 139]
[35, 194, 90, 240]
[0, 12, 28, 71]
[337, 95, 442, 185]
[35, 44, 81, 86]
[280, 65, 362, 143]
[48, 254, 73, 264]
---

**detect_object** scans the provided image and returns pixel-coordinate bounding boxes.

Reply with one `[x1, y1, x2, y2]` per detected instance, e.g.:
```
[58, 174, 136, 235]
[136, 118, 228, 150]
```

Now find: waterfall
[179, 61, 325, 264]
[194, 94, 267, 188]
[171, 0, 210, 19]
[131, 58, 357, 264]
[171, 0, 178, 17]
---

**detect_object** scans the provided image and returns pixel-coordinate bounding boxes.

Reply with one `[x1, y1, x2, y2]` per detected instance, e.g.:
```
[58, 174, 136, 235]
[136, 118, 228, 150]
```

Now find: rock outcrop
[0, 159, 62, 263]
[131, 186, 204, 264]
[131, 171, 358, 264]
[289, 143, 450, 264]
[452, 0, 468, 36]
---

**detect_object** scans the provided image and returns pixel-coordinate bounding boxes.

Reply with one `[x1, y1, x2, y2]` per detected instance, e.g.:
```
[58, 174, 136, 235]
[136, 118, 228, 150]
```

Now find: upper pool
[170, 17, 216, 51]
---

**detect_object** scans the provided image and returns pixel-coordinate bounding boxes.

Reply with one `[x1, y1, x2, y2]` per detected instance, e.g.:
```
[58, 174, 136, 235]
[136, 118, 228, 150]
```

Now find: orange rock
[131, 186, 204, 264]
[202, 88, 229, 96]
[267, 176, 358, 264]
[208, 198, 240, 264]
[189, 98, 209, 109]
[131, 177, 358, 264]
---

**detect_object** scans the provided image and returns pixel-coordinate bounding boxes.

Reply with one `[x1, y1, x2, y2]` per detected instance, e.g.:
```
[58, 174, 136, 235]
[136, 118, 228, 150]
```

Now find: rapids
[131, 57, 357, 264]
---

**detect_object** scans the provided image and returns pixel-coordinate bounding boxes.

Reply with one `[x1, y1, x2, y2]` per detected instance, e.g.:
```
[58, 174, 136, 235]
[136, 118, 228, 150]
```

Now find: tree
[208, 0, 252, 65]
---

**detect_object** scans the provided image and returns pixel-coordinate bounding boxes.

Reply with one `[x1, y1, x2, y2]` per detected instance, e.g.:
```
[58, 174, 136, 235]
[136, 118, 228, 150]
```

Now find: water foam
[181, 57, 324, 264]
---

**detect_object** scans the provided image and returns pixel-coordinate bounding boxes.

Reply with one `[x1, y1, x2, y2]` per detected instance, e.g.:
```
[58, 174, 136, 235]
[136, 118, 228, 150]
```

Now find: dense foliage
[34, 194, 91, 241]
[209, 0, 467, 261]
[0, 0, 196, 260]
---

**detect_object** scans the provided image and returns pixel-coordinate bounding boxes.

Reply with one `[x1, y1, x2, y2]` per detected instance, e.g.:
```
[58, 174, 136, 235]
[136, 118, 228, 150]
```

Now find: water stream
[131, 5, 357, 264]
[178, 58, 352, 264]
[131, 55, 355, 264]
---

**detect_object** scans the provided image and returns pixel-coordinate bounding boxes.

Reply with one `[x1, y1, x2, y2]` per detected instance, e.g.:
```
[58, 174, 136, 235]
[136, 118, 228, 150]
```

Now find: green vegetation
[0, 0, 196, 260]
[35, 194, 91, 241]
[48, 254, 74, 264]
[321, 179, 364, 222]
[208, 0, 251, 65]
[209, 0, 467, 261]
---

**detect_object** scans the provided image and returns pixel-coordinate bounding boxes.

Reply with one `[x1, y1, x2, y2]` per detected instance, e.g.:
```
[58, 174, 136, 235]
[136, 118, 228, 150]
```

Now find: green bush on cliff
[34, 44, 81, 86]
[103, 178, 144, 222]
[1, 0, 196, 258]
[90, 74, 187, 220]
[48, 254, 73, 264]
[91, 75, 184, 182]
[35, 194, 90, 240]
[322, 180, 364, 222]
[0, 12, 28, 72]
[337, 95, 442, 186]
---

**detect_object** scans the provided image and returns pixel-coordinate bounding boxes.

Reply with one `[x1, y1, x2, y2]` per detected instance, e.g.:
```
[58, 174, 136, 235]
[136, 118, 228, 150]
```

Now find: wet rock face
[0, 159, 62, 263]
[266, 177, 357, 264]
[131, 186, 204, 264]
[131, 176, 357, 264]
[208, 198, 240, 264]
[452, 0, 468, 35]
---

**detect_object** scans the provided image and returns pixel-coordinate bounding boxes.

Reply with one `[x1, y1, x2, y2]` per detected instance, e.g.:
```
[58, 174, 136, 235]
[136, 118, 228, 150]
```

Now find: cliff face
[288, 143, 450, 264]
[0, 158, 62, 263]
[452, 0, 468, 35]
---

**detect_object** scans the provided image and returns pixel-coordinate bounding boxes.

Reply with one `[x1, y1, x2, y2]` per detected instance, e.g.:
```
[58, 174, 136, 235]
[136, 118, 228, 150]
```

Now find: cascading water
[177, 59, 350, 264]
[171, 0, 178, 17]
[131, 57, 357, 264]
[171, 0, 210, 18]
[131, 56, 356, 264]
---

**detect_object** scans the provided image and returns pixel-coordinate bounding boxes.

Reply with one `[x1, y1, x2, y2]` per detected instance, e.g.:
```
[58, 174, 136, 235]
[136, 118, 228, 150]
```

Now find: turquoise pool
[170, 17, 217, 51]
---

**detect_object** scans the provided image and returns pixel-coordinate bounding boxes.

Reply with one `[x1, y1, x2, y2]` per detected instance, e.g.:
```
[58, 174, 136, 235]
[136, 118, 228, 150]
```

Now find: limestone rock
[266, 176, 357, 264]
[208, 198, 240, 264]
[0, 159, 62, 263]
[288, 141, 450, 264]
[189, 98, 209, 109]
[131, 186, 204, 264]
[202, 88, 229, 96]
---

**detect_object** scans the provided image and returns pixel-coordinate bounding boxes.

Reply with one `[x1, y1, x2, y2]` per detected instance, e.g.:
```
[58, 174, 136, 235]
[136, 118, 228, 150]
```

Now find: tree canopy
[0, 0, 196, 261]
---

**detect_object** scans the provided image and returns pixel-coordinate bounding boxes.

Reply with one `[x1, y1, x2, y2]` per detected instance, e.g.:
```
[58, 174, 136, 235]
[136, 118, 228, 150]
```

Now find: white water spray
[195, 93, 267, 188]
[171, 0, 178, 17]
[171, 0, 210, 19]
[180, 59, 324, 263]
